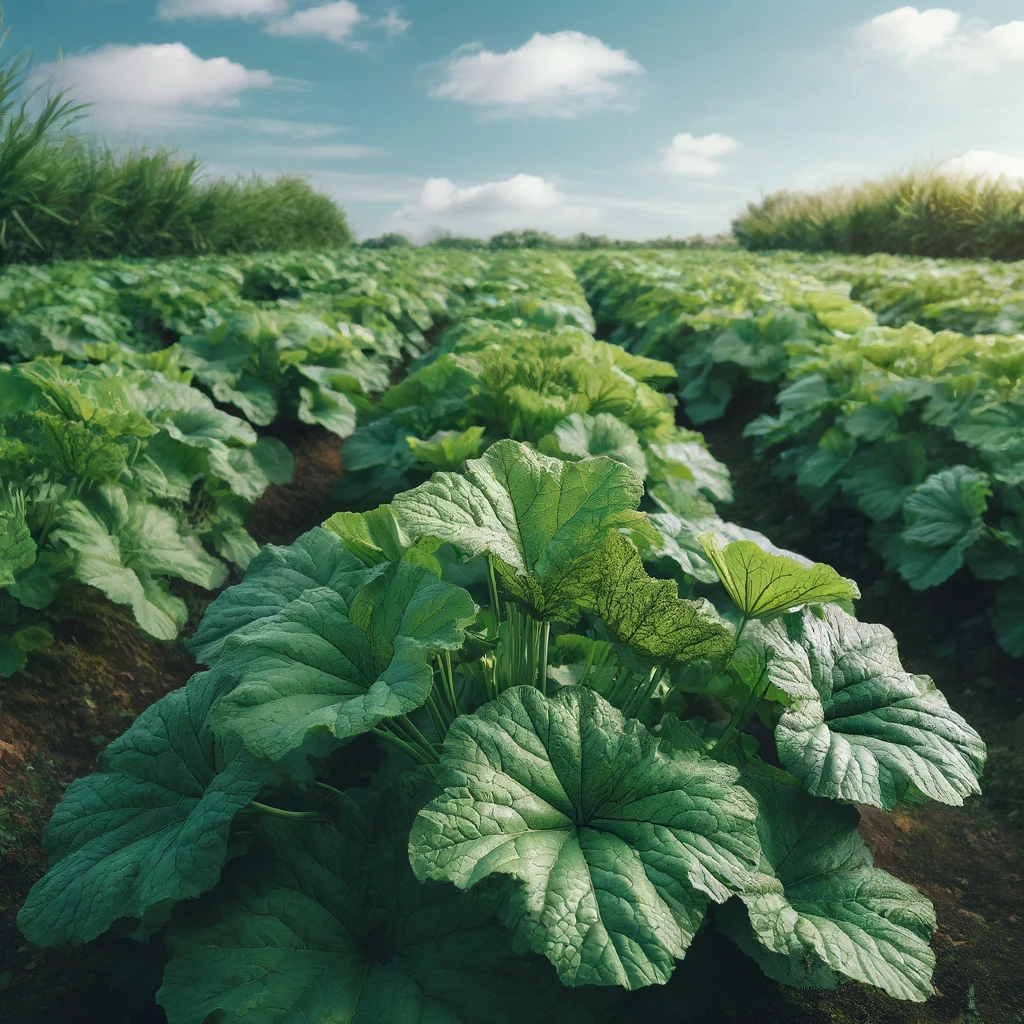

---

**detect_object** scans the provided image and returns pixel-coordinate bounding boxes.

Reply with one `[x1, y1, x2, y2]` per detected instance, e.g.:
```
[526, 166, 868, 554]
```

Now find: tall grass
[0, 15, 352, 264]
[732, 164, 1024, 260]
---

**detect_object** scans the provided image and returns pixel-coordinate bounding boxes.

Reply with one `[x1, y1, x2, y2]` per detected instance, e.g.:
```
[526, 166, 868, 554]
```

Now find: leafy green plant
[18, 441, 984, 1017]
[0, 356, 293, 671]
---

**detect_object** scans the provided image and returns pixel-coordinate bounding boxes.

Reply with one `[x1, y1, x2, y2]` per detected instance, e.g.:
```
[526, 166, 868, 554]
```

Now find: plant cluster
[578, 249, 1024, 658]
[338, 252, 732, 518]
[16, 437, 985, 1021]
[0, 356, 292, 671]
[0, 248, 487, 675]
[732, 163, 1024, 262]
[576, 250, 876, 423]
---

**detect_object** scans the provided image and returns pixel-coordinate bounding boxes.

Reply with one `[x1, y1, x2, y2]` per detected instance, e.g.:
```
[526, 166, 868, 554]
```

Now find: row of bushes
[733, 165, 1024, 261]
[361, 229, 739, 251]
[0, 23, 353, 264]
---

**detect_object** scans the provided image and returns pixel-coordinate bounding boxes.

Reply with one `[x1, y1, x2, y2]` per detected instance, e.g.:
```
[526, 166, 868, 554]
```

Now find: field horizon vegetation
[0, 9, 1023, 1024]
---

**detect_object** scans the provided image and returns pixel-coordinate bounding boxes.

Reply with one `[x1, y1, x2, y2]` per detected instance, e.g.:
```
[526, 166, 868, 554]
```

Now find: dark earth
[0, 393, 1021, 1024]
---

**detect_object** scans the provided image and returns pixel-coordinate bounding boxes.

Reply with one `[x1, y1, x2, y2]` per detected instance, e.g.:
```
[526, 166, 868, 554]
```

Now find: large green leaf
[209, 561, 475, 760]
[409, 686, 758, 989]
[650, 512, 811, 584]
[188, 527, 367, 664]
[393, 440, 658, 623]
[763, 606, 985, 809]
[897, 466, 991, 589]
[54, 484, 227, 640]
[718, 762, 936, 1001]
[323, 504, 442, 573]
[698, 536, 859, 619]
[589, 532, 734, 670]
[17, 671, 272, 946]
[542, 412, 647, 476]
[158, 777, 582, 1024]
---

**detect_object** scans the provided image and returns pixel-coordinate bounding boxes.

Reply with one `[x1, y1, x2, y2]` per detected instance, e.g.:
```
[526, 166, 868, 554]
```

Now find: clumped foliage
[579, 247, 1024, 658]
[733, 164, 1024, 261]
[0, 21, 352, 264]
[16, 440, 984, 1019]
[14, 244, 987, 1022]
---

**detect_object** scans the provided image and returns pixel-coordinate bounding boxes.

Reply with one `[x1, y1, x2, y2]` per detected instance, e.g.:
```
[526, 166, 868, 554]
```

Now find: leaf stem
[487, 554, 501, 623]
[248, 801, 327, 822]
[372, 726, 438, 765]
[710, 660, 772, 761]
[539, 621, 550, 696]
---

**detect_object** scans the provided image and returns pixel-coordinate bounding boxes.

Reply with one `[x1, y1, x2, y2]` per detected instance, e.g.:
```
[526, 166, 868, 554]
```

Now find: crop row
[8, 248, 986, 1020]
[577, 248, 1024, 658]
[0, 248, 488, 671]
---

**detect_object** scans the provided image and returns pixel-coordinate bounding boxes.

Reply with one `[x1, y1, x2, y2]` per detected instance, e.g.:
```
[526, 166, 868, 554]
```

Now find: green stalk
[577, 641, 598, 689]
[487, 554, 502, 623]
[625, 666, 666, 721]
[394, 715, 441, 762]
[372, 726, 438, 765]
[538, 621, 550, 696]
[710, 662, 772, 761]
[424, 688, 450, 739]
[249, 801, 327, 822]
[443, 651, 459, 713]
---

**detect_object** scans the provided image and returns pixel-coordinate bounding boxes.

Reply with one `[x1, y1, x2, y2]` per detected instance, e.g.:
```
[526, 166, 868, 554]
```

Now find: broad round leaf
[18, 671, 271, 946]
[158, 777, 582, 1024]
[393, 439, 659, 623]
[209, 561, 475, 760]
[698, 536, 859, 619]
[188, 527, 368, 665]
[718, 762, 937, 1001]
[409, 686, 759, 990]
[766, 606, 986, 809]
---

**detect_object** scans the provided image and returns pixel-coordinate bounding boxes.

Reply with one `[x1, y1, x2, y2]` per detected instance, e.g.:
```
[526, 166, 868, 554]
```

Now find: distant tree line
[360, 229, 738, 251]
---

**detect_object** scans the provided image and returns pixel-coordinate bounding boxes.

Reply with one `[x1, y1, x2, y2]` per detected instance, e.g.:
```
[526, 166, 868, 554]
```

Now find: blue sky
[11, 0, 1024, 239]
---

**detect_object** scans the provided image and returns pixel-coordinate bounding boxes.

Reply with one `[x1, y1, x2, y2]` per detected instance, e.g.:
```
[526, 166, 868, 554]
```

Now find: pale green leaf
[409, 685, 758, 989]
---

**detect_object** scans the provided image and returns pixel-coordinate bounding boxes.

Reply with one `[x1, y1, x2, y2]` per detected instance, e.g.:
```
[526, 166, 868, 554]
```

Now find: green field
[0, 246, 1020, 1024]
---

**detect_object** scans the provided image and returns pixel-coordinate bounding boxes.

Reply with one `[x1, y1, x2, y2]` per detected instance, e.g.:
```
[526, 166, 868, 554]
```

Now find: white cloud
[27, 43, 275, 126]
[237, 143, 380, 159]
[855, 7, 960, 64]
[233, 117, 346, 139]
[431, 31, 644, 117]
[264, 1, 367, 44]
[390, 174, 602, 241]
[156, 0, 288, 19]
[937, 149, 1024, 182]
[659, 133, 739, 176]
[378, 11, 410, 37]
[855, 7, 1024, 73]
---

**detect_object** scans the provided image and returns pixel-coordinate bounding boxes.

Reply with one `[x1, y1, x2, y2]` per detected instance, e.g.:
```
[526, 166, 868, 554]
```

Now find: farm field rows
[0, 247, 1021, 1024]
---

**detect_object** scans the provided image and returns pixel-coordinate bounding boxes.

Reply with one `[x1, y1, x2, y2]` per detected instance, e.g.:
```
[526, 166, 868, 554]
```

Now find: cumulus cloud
[854, 7, 960, 64]
[156, 0, 288, 19]
[264, 1, 367, 44]
[855, 7, 1024, 72]
[378, 11, 411, 37]
[938, 150, 1024, 182]
[431, 31, 644, 117]
[390, 174, 602, 241]
[659, 133, 739, 176]
[27, 43, 275, 127]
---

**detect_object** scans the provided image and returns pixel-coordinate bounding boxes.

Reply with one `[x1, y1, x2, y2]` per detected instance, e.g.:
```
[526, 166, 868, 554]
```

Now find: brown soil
[0, 426, 345, 1024]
